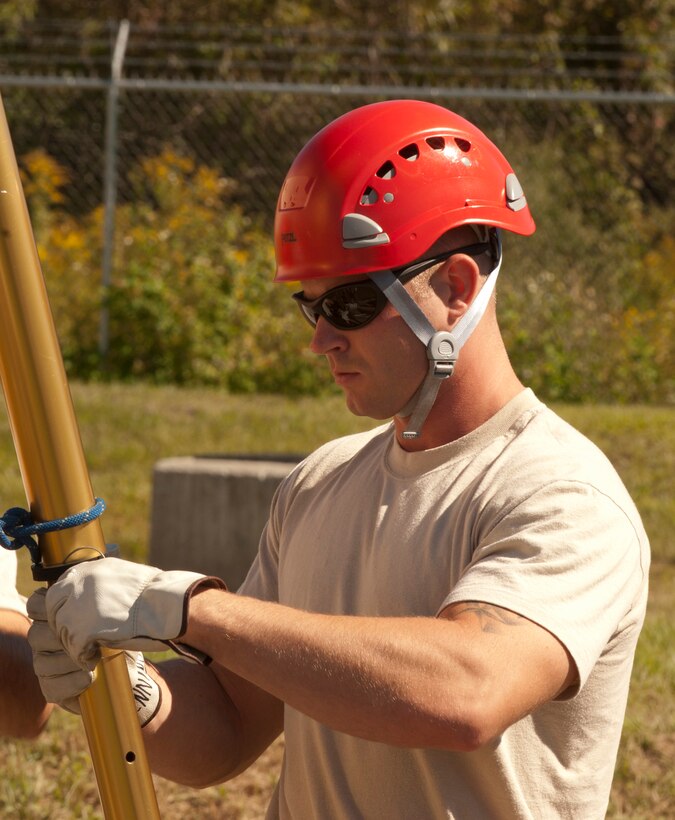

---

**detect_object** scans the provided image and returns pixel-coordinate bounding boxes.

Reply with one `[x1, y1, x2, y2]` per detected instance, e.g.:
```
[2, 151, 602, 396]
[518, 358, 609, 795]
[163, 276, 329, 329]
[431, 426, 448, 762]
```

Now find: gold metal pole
[0, 93, 160, 819]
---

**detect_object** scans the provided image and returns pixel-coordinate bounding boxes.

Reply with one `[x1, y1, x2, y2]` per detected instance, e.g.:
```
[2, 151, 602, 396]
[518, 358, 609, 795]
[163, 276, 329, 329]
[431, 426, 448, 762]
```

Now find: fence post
[99, 19, 130, 366]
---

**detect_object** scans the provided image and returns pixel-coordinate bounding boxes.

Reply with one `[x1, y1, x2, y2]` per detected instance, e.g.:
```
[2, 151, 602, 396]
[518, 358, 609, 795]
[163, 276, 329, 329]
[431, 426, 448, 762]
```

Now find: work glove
[26, 557, 226, 669]
[29, 605, 162, 726]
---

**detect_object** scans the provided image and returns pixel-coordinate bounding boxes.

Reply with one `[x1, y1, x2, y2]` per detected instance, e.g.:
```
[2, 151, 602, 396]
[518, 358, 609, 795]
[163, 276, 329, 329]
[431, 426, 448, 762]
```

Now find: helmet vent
[360, 186, 378, 205]
[454, 138, 471, 152]
[426, 137, 445, 151]
[376, 161, 396, 179]
[398, 143, 419, 161]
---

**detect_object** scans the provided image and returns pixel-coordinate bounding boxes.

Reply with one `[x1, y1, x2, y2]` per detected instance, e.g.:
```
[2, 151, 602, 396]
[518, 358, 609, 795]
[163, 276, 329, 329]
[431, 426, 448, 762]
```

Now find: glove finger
[51, 622, 101, 669]
[39, 668, 93, 711]
[60, 696, 83, 716]
[26, 587, 48, 621]
[29, 622, 100, 674]
[29, 585, 93, 665]
[33, 648, 88, 678]
[27, 620, 63, 653]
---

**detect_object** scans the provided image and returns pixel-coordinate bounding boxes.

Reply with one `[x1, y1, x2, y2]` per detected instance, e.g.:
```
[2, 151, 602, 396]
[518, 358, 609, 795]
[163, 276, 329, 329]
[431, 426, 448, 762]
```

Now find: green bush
[29, 147, 332, 394]
[499, 137, 673, 404]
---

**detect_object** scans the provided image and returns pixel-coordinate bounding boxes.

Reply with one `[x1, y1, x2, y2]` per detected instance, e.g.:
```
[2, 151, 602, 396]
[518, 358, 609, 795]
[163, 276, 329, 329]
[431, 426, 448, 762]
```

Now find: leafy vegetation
[25, 147, 332, 395]
[1, 4, 672, 408]
[21, 143, 673, 403]
[2, 0, 673, 55]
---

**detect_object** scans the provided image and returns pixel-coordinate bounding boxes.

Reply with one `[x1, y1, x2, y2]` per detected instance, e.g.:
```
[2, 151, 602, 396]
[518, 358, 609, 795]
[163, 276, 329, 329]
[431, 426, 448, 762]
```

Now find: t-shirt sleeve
[440, 480, 647, 689]
[236, 474, 289, 602]
[0, 549, 28, 616]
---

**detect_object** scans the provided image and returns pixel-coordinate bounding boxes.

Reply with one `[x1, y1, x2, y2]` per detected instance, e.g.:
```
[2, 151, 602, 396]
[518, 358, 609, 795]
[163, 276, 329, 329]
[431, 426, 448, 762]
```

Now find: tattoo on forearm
[453, 602, 524, 634]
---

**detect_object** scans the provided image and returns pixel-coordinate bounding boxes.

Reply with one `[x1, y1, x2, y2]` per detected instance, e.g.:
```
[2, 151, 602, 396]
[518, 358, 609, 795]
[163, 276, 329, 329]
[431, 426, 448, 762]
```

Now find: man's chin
[343, 394, 399, 422]
[344, 396, 368, 418]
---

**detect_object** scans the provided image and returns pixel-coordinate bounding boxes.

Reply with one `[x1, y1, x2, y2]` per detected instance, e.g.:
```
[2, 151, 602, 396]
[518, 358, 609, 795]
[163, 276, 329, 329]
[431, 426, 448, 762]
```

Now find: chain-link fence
[1, 82, 672, 215]
[2, 81, 673, 262]
[0, 21, 673, 400]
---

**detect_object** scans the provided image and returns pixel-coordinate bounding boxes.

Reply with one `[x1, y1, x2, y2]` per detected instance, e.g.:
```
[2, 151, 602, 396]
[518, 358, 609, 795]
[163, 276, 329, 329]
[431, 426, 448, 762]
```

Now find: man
[28, 101, 649, 818]
[0, 548, 51, 738]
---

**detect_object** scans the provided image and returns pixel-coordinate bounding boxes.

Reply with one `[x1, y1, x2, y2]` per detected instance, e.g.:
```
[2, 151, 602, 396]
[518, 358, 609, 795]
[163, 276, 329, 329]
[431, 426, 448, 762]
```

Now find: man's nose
[309, 317, 348, 355]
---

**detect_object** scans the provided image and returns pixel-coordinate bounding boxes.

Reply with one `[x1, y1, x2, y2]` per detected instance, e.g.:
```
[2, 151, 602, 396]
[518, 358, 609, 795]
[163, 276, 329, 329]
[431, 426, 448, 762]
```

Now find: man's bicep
[439, 600, 578, 719]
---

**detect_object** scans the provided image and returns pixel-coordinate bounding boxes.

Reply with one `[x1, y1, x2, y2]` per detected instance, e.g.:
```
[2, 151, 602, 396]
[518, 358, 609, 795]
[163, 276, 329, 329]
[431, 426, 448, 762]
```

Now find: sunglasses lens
[321, 284, 381, 329]
[294, 282, 385, 330]
[299, 303, 319, 326]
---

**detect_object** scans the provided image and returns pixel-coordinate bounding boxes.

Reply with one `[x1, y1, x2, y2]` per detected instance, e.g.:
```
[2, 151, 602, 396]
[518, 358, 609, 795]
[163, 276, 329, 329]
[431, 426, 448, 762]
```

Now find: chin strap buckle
[429, 330, 457, 378]
[402, 332, 457, 439]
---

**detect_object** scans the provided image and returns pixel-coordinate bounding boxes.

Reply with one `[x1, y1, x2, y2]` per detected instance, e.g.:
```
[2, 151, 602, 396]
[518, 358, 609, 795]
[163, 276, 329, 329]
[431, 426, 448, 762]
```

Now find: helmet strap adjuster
[401, 332, 456, 440]
[370, 232, 503, 440]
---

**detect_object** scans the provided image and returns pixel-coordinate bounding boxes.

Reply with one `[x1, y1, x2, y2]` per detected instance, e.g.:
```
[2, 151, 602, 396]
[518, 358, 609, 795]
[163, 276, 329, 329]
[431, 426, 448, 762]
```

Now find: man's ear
[438, 255, 482, 322]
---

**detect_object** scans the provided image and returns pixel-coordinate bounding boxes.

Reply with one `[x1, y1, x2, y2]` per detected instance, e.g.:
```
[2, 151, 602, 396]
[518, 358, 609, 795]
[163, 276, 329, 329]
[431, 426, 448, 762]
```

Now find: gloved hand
[29, 607, 162, 726]
[28, 605, 93, 713]
[27, 557, 226, 668]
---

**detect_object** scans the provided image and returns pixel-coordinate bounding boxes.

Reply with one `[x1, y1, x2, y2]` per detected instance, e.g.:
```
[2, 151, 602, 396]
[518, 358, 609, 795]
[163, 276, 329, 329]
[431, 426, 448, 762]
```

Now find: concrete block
[149, 455, 300, 589]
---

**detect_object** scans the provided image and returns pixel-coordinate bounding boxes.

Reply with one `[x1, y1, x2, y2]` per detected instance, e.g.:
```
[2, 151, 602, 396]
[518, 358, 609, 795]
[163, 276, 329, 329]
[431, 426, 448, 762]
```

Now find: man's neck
[393, 356, 524, 452]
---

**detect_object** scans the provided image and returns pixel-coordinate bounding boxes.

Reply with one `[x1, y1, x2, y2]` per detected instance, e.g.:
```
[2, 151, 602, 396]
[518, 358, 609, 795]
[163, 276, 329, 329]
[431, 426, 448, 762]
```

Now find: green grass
[0, 384, 672, 818]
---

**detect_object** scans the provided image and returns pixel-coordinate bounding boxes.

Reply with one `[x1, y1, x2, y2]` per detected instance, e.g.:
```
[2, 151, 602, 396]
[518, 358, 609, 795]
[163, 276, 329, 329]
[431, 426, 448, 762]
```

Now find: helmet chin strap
[368, 232, 503, 440]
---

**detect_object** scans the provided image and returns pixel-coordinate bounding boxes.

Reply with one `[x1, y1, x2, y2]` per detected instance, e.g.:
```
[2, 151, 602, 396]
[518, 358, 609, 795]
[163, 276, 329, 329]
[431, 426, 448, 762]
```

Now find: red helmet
[274, 100, 535, 282]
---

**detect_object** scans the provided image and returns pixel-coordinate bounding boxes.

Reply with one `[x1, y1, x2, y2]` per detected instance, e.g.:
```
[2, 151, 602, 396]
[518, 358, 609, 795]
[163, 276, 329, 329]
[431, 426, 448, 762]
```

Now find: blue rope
[0, 498, 106, 565]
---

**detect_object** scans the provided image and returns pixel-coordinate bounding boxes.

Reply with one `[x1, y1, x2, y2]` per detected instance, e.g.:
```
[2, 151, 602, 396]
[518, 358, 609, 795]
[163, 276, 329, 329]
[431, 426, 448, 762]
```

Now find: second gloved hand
[27, 557, 226, 668]
[30, 607, 162, 727]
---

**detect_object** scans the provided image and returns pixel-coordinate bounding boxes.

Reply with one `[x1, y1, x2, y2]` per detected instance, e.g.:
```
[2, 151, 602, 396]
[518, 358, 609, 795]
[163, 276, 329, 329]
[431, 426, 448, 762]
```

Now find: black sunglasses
[292, 241, 491, 330]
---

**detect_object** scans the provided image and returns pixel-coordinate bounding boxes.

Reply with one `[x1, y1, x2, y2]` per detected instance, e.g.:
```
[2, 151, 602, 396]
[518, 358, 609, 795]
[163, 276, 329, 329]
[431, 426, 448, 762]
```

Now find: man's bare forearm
[0, 611, 51, 738]
[142, 656, 283, 788]
[183, 589, 573, 752]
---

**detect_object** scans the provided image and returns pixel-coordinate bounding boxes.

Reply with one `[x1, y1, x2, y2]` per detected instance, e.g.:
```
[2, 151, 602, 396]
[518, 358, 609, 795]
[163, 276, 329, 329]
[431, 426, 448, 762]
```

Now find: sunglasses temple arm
[368, 271, 435, 345]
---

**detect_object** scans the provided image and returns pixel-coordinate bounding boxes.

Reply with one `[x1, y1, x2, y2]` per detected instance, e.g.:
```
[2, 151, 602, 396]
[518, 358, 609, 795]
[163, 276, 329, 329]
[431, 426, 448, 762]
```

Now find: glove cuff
[125, 652, 162, 727]
[176, 575, 228, 638]
[170, 575, 228, 664]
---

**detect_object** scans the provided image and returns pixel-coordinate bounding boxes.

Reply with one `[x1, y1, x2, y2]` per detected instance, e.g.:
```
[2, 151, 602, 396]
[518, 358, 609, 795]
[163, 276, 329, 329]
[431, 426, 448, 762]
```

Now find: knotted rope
[0, 498, 106, 568]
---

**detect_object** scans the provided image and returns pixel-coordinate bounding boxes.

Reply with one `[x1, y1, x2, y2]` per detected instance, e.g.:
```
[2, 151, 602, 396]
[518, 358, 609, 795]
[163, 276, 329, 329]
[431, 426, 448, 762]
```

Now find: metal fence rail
[2, 79, 672, 212]
[2, 20, 673, 88]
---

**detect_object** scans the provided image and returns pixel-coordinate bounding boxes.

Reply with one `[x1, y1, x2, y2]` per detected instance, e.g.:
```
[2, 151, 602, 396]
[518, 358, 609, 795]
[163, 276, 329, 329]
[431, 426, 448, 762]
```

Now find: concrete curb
[149, 455, 301, 589]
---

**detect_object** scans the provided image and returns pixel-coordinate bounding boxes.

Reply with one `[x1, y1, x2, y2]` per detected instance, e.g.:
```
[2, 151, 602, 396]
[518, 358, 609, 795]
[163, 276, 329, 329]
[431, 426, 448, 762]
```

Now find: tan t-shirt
[240, 389, 650, 819]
